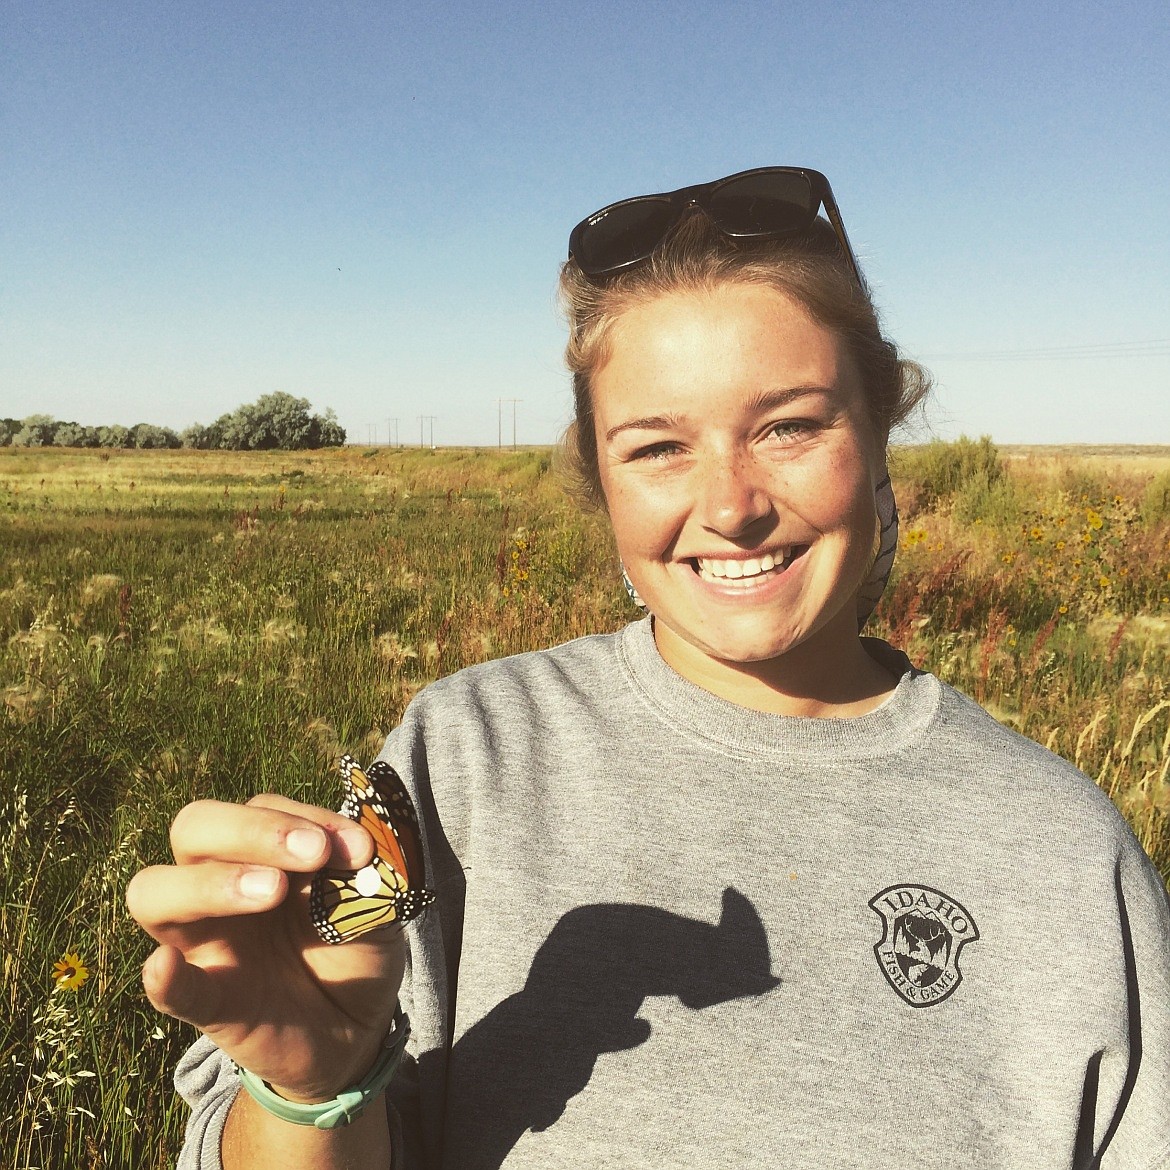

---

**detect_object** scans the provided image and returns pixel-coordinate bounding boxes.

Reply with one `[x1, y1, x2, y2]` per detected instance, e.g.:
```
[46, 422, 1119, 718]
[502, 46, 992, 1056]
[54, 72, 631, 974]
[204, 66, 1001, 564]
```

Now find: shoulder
[925, 676, 1138, 852]
[399, 625, 630, 734]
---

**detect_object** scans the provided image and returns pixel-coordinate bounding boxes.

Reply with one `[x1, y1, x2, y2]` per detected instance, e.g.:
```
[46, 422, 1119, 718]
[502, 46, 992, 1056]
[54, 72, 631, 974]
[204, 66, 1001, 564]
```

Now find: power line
[918, 338, 1170, 362]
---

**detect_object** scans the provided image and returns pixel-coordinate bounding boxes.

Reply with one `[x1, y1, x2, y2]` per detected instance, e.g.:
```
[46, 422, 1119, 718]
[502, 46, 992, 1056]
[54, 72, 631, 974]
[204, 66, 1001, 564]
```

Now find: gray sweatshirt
[175, 619, 1170, 1169]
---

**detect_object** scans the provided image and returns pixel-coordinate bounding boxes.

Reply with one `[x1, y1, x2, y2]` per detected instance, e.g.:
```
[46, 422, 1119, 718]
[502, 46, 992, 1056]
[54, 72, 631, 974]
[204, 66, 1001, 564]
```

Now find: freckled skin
[593, 283, 895, 716]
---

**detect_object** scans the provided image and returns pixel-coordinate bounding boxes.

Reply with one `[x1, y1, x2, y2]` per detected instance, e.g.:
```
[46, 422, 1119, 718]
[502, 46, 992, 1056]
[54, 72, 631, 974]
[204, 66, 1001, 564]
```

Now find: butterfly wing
[309, 755, 436, 945]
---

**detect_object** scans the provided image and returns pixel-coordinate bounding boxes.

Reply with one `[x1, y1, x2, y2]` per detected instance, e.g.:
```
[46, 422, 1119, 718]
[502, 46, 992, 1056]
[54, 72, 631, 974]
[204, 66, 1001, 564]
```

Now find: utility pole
[419, 415, 437, 448]
[387, 417, 399, 447]
[499, 398, 521, 449]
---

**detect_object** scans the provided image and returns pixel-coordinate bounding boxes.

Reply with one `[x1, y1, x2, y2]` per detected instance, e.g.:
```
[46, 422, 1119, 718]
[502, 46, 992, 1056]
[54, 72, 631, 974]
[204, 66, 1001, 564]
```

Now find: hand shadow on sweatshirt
[422, 886, 780, 1169]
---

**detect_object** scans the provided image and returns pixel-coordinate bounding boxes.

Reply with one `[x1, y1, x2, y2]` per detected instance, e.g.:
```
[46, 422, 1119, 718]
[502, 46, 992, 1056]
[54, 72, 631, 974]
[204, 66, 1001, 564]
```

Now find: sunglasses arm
[819, 192, 864, 288]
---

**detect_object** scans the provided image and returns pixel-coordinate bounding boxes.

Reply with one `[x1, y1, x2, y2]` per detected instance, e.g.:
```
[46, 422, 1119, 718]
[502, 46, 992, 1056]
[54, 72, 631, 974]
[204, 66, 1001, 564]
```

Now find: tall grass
[2, 443, 1168, 1167]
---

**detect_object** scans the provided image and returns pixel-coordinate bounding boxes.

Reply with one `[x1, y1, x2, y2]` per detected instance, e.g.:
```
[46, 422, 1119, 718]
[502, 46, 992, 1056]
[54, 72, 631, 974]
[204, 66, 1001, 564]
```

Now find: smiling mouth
[690, 546, 806, 584]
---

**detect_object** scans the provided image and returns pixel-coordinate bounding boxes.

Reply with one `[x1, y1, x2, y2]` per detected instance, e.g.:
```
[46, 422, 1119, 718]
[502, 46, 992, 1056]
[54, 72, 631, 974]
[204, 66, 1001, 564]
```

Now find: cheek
[605, 481, 659, 557]
[792, 445, 878, 536]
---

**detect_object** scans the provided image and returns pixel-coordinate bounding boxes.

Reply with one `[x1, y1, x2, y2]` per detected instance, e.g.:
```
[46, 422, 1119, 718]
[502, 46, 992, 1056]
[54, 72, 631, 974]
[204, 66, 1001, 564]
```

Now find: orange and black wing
[309, 755, 436, 945]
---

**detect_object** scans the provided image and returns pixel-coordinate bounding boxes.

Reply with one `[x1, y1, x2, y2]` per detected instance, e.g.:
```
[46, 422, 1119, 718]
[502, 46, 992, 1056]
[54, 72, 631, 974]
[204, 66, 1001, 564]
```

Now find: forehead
[594, 283, 855, 415]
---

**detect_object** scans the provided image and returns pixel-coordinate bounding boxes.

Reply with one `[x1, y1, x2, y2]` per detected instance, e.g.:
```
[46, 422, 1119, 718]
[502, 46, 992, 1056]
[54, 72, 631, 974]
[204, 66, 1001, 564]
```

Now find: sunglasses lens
[707, 170, 816, 236]
[574, 198, 678, 275]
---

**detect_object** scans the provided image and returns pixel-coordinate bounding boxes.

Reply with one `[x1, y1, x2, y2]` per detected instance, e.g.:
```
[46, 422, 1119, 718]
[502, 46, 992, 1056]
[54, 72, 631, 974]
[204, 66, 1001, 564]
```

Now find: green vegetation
[0, 392, 345, 452]
[2, 441, 1168, 1167]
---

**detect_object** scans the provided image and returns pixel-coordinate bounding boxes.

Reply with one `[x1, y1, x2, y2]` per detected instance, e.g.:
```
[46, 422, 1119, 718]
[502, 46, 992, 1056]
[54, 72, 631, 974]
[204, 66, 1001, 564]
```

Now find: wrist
[236, 1007, 409, 1130]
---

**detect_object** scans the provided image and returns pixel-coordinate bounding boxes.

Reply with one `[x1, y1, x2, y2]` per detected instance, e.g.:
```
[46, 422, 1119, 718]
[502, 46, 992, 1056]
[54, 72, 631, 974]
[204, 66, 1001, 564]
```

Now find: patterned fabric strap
[855, 472, 899, 627]
[235, 1007, 410, 1130]
[622, 565, 647, 612]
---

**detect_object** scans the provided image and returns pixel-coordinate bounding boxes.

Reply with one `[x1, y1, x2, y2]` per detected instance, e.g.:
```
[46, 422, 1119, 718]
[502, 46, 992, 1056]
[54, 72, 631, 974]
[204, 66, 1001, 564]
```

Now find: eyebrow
[603, 385, 831, 443]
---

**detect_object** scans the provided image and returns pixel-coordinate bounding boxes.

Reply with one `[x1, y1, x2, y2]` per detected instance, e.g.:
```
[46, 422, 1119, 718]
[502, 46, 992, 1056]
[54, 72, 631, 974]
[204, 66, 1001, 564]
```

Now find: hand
[126, 794, 407, 1102]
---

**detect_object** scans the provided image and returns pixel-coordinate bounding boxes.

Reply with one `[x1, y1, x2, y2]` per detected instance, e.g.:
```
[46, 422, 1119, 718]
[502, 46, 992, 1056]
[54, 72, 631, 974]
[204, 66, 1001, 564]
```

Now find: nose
[695, 450, 773, 539]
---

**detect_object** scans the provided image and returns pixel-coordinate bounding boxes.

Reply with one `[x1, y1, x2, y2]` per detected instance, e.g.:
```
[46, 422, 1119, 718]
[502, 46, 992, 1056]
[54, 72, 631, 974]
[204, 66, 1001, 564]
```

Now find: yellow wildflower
[53, 952, 89, 992]
[1086, 509, 1103, 530]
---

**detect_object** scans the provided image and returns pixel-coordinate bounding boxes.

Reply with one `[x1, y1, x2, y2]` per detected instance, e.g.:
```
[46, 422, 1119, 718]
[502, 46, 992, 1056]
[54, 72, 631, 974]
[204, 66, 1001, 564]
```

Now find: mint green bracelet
[236, 1007, 410, 1130]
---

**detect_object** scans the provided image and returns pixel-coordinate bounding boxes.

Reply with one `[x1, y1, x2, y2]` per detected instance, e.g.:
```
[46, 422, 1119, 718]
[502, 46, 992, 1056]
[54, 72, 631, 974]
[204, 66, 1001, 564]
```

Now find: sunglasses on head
[568, 166, 861, 285]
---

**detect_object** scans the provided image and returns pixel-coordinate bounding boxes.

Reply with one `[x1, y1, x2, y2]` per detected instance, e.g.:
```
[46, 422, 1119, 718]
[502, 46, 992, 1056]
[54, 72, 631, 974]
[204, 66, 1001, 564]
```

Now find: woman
[128, 168, 1170, 1169]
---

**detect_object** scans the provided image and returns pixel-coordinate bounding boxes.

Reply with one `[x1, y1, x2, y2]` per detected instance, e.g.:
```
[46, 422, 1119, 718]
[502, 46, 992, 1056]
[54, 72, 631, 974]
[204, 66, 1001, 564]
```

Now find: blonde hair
[558, 215, 930, 509]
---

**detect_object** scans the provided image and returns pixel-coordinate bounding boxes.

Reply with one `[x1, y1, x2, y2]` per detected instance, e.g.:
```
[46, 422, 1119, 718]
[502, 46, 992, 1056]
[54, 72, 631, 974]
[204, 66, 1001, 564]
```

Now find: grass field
[2, 442, 1168, 1168]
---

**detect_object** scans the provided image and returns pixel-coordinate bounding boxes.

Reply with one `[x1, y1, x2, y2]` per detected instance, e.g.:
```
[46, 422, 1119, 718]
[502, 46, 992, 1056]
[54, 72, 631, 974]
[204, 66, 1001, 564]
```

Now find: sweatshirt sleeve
[173, 1034, 238, 1170]
[1101, 845, 1170, 1170]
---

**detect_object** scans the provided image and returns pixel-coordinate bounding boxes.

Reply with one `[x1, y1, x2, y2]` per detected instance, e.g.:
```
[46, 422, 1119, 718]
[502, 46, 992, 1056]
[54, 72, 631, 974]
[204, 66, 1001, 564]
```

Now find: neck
[653, 616, 898, 718]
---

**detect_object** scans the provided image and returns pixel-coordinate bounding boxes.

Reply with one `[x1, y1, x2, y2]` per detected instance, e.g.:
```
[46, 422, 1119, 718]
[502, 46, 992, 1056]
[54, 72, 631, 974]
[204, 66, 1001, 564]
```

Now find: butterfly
[309, 754, 436, 945]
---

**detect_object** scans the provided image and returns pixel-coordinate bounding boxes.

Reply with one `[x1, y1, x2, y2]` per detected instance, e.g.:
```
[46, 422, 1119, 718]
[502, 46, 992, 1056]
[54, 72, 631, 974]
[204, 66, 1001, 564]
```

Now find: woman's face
[592, 282, 885, 695]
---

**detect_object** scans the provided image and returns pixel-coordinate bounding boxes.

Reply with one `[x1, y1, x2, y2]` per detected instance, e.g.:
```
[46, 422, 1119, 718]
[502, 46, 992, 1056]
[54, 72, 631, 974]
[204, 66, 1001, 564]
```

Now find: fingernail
[339, 826, 369, 858]
[239, 867, 280, 899]
[286, 828, 325, 860]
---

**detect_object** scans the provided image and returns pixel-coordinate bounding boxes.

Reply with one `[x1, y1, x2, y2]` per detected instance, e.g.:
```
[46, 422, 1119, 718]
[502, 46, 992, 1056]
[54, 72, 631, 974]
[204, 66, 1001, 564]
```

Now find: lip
[688, 546, 792, 564]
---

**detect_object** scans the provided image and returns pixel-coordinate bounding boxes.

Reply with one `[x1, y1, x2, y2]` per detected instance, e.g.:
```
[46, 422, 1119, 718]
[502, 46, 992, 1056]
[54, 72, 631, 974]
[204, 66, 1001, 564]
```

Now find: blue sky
[4, 0, 1168, 446]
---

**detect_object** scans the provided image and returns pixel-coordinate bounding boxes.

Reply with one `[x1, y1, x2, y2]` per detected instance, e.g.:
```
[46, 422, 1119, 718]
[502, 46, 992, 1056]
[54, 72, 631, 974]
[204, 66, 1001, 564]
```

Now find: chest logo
[868, 884, 979, 1007]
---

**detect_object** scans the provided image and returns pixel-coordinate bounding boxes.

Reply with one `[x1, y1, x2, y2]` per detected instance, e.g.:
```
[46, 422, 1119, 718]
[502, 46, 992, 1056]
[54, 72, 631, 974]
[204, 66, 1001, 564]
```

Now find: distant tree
[11, 414, 58, 447]
[240, 392, 315, 449]
[53, 421, 89, 447]
[201, 414, 231, 450]
[180, 424, 210, 449]
[208, 393, 345, 450]
[130, 423, 180, 449]
[309, 407, 346, 448]
[97, 425, 130, 448]
[0, 418, 20, 446]
[216, 406, 255, 451]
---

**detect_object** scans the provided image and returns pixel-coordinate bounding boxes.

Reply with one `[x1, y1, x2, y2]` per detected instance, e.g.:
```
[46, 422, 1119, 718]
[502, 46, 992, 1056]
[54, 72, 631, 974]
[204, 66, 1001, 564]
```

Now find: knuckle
[245, 791, 285, 810]
[169, 799, 214, 843]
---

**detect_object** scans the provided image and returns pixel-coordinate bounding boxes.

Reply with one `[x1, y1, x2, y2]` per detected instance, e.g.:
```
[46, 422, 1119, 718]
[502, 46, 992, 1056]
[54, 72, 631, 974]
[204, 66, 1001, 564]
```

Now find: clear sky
[4, 0, 1168, 447]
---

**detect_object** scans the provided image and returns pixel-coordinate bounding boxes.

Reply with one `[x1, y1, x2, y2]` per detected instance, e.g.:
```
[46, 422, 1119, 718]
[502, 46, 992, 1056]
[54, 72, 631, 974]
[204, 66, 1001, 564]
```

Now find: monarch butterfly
[309, 754, 435, 945]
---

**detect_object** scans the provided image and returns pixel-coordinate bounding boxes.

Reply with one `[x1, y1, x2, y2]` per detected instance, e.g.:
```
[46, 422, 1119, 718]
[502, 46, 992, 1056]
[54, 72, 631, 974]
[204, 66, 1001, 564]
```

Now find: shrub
[890, 435, 1005, 510]
[1141, 470, 1170, 527]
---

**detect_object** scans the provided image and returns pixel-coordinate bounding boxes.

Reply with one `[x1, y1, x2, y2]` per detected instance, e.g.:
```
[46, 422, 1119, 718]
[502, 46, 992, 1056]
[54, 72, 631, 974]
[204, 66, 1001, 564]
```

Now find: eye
[766, 419, 815, 443]
[629, 440, 683, 462]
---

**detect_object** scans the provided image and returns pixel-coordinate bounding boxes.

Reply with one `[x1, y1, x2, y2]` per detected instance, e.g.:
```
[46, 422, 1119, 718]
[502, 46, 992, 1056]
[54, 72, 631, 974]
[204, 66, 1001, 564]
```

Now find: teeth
[696, 549, 791, 581]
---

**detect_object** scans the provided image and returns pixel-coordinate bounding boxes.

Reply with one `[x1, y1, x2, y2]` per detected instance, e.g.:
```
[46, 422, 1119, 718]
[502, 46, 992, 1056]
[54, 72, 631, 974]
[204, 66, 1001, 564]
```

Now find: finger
[170, 798, 372, 870]
[127, 860, 289, 939]
[141, 944, 223, 1029]
[247, 794, 376, 868]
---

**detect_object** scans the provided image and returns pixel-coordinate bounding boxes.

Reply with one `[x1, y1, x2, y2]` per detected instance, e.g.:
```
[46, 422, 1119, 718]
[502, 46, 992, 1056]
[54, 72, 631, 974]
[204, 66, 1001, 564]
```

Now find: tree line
[0, 393, 346, 451]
